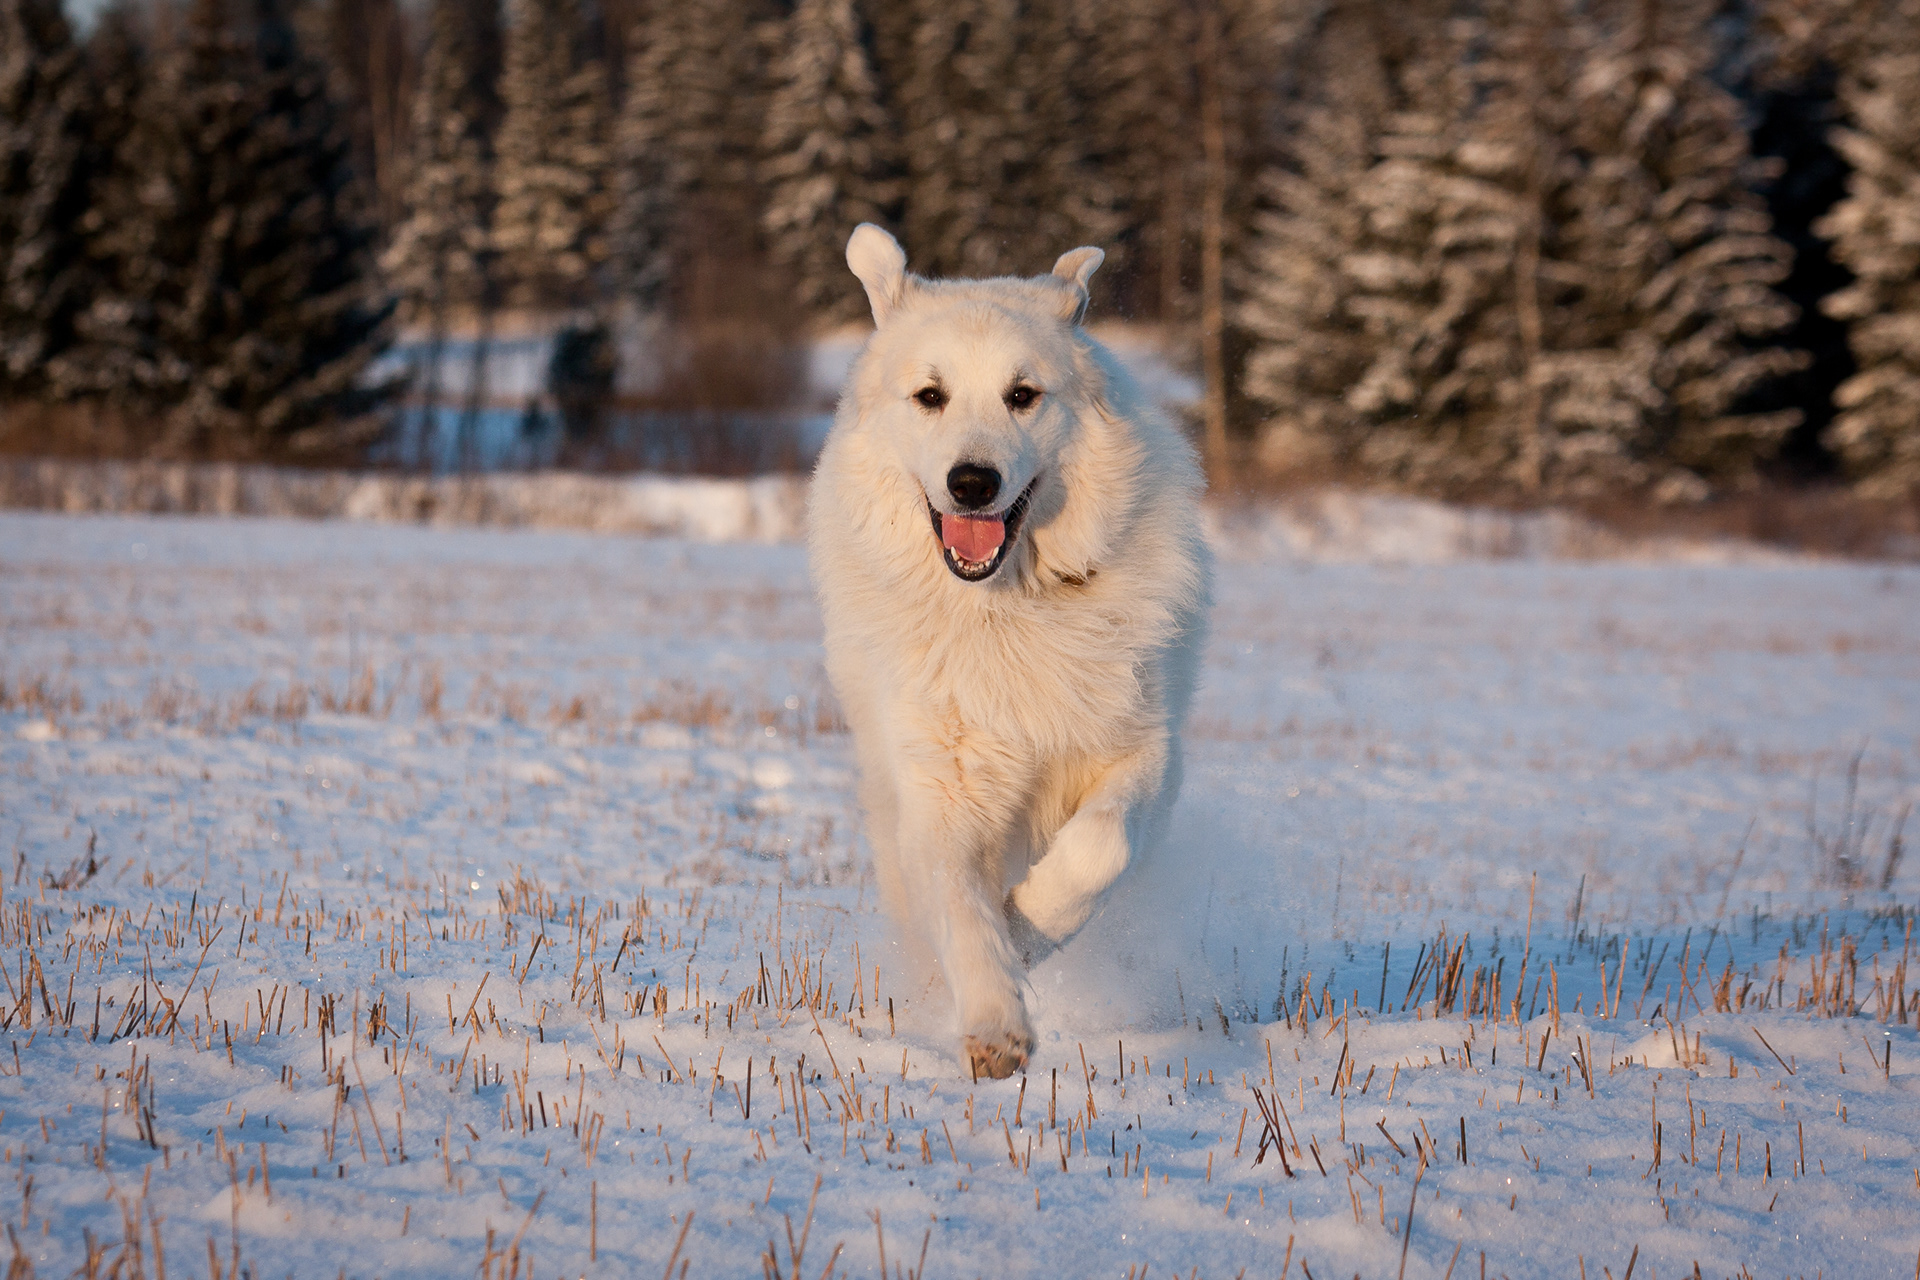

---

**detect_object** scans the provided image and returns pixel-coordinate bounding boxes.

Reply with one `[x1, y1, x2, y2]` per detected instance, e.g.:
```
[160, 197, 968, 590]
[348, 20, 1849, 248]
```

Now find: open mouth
[927, 478, 1037, 582]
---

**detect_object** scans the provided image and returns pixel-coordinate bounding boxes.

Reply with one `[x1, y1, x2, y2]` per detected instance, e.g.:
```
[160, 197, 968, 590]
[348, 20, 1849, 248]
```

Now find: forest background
[2, 0, 1918, 517]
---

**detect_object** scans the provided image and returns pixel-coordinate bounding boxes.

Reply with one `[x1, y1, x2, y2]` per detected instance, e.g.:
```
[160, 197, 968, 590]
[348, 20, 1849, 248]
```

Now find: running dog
[808, 224, 1211, 1079]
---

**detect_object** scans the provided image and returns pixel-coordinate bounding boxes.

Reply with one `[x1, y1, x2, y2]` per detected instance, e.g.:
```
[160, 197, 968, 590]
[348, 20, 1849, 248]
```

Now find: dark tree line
[0, 0, 1914, 498]
[2, 0, 392, 459]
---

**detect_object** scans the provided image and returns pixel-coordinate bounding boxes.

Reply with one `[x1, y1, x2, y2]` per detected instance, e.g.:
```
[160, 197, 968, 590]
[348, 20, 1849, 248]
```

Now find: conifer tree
[0, 0, 91, 397]
[75, 0, 394, 457]
[1239, 0, 1802, 500]
[38, 1, 144, 407]
[82, 3, 147, 185]
[383, 0, 500, 317]
[760, 0, 896, 326]
[1237, 0, 1514, 486]
[1076, 0, 1191, 318]
[1041, 0, 1299, 472]
[1015, 0, 1115, 266]
[612, 0, 770, 311]
[1538, 0, 1802, 497]
[1741, 0, 1868, 478]
[886, 0, 1022, 278]
[1815, 8, 1920, 497]
[381, 0, 500, 460]
[492, 0, 609, 309]
[887, 0, 1106, 279]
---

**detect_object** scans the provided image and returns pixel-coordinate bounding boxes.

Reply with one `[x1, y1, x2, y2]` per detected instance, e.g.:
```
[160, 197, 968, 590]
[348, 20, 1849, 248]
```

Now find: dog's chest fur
[893, 573, 1154, 759]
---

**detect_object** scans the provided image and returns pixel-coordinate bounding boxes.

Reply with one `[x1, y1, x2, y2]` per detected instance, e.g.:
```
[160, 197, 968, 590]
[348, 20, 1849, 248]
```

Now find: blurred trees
[62, 0, 392, 457]
[1237, 0, 1485, 488]
[381, 0, 501, 448]
[0, 0, 91, 397]
[1814, 0, 1920, 497]
[761, 0, 895, 325]
[492, 0, 608, 310]
[612, 0, 771, 318]
[1242, 0, 1806, 502]
[1544, 0, 1805, 497]
[0, 0, 1912, 499]
[308, 0, 411, 229]
[384, 0, 500, 321]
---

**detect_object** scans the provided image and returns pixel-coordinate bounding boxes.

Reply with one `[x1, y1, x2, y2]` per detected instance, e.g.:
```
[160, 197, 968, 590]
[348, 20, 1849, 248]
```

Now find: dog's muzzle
[927, 478, 1036, 582]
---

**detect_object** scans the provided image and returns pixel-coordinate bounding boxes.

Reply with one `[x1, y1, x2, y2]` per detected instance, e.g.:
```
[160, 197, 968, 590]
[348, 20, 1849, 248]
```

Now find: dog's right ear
[847, 224, 909, 326]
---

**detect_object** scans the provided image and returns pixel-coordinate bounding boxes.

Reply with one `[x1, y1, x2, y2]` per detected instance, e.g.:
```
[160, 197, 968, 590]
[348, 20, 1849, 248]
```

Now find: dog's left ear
[1050, 247, 1105, 323]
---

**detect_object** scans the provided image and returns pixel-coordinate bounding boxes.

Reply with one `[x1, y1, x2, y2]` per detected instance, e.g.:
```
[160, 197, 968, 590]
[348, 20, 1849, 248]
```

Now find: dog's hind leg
[1006, 737, 1169, 953]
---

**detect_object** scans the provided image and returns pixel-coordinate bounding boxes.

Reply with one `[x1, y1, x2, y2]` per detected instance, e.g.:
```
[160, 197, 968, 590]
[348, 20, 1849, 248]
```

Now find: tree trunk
[1514, 200, 1546, 494]
[1195, 0, 1231, 492]
[1513, 8, 1551, 495]
[366, 0, 410, 229]
[458, 261, 496, 472]
[416, 271, 448, 471]
[1159, 165, 1184, 327]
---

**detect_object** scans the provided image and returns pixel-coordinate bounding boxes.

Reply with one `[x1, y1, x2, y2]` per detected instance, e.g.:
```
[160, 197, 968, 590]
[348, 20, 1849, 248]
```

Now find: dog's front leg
[1006, 737, 1168, 956]
[894, 748, 1033, 1080]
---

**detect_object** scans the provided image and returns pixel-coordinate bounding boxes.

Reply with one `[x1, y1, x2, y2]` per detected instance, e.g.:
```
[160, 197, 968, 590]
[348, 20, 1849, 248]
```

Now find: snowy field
[1, 510, 1916, 1280]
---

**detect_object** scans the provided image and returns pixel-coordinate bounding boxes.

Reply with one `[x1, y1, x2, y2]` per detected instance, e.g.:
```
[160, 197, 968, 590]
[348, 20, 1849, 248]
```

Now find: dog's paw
[1003, 894, 1059, 969]
[964, 1027, 1034, 1081]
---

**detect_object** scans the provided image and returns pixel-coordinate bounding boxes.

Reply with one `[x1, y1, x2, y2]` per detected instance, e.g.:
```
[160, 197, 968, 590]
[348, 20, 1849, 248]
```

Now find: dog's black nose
[946, 464, 1001, 511]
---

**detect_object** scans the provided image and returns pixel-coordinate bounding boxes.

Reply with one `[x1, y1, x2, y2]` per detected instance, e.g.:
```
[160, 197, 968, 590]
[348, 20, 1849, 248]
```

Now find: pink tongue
[941, 514, 1006, 563]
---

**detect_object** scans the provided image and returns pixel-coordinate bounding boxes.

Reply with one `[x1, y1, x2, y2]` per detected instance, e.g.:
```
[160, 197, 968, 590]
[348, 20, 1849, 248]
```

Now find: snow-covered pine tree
[81, 4, 147, 193]
[887, 0, 1018, 278]
[1075, 0, 1191, 318]
[492, 0, 609, 310]
[73, 0, 394, 457]
[612, 0, 771, 312]
[0, 0, 92, 398]
[1235, 102, 1384, 473]
[886, 0, 1107, 279]
[760, 0, 897, 326]
[1241, 0, 1803, 500]
[1237, 0, 1524, 487]
[37, 1, 145, 408]
[1741, 0, 1868, 478]
[1350, 23, 1550, 493]
[1434, 0, 1640, 498]
[383, 0, 501, 319]
[381, 0, 499, 462]
[1539, 0, 1803, 497]
[1815, 4, 1920, 498]
[1013, 0, 1115, 267]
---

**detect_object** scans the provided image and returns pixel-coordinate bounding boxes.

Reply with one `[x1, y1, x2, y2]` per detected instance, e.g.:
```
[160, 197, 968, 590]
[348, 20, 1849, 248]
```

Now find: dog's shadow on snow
[1024, 796, 1310, 1040]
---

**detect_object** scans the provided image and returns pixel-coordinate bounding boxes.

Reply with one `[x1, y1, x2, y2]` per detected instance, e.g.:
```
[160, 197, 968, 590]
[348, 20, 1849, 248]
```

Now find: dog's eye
[913, 386, 947, 410]
[1005, 385, 1040, 411]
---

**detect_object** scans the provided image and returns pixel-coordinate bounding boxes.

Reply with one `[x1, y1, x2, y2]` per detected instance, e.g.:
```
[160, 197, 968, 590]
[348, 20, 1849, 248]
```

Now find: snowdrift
[0, 456, 807, 542]
[1, 455, 1788, 561]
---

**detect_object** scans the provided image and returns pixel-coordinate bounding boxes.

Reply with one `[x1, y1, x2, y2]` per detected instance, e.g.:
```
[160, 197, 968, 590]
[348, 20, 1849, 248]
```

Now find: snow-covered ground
[1, 510, 1915, 1279]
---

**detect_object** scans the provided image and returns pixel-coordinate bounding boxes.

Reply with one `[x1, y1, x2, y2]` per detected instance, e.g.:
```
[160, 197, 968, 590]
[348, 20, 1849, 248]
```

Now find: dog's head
[840, 224, 1105, 585]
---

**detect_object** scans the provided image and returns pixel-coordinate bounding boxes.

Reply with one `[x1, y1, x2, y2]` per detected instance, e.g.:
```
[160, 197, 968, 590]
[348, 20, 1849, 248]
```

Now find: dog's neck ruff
[926, 478, 1037, 583]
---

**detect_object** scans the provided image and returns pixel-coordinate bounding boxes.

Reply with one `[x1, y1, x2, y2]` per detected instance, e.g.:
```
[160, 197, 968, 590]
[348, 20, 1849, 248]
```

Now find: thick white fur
[809, 225, 1212, 1079]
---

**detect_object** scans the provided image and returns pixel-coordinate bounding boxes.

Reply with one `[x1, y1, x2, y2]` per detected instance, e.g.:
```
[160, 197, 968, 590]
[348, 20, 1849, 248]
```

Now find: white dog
[808, 225, 1212, 1079]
